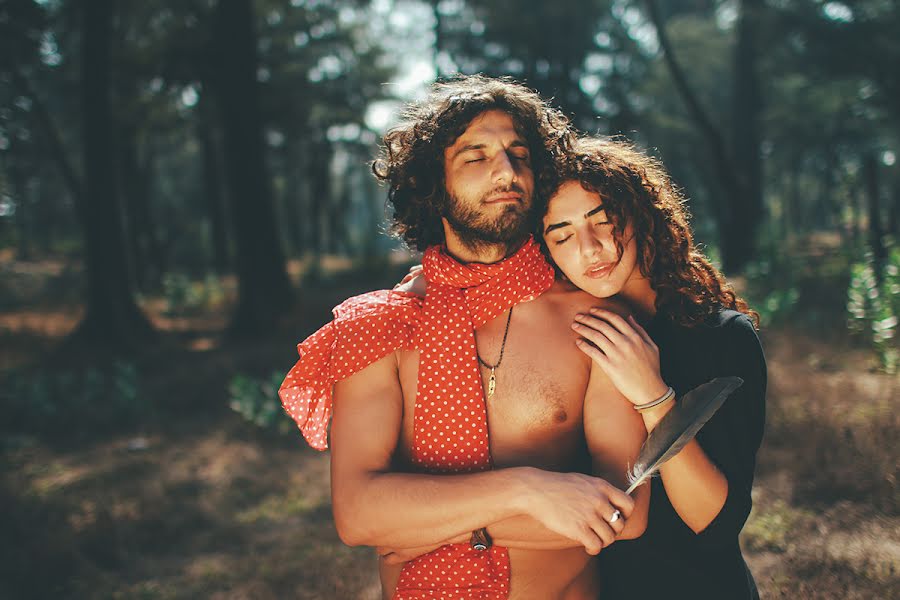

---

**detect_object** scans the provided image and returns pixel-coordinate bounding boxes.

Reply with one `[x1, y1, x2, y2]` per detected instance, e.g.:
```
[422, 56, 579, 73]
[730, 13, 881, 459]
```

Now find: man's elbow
[332, 500, 371, 546]
[332, 484, 380, 546]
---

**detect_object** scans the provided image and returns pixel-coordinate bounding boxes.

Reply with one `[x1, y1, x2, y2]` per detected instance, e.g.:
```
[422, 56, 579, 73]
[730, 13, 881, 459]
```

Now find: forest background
[1, 0, 898, 598]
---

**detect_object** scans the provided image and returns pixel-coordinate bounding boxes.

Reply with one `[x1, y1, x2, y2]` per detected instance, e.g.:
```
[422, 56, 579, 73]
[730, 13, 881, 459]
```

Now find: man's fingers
[588, 515, 617, 549]
[607, 487, 635, 518]
[605, 507, 626, 536]
[579, 523, 606, 555]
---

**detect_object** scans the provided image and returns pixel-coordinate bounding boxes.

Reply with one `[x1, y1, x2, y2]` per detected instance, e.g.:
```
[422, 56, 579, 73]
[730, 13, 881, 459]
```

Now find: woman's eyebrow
[543, 204, 605, 235]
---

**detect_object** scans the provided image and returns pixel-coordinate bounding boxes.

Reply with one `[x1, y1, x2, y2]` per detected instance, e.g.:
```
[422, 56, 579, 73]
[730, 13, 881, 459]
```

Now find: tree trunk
[888, 177, 900, 238]
[198, 94, 230, 274]
[728, 0, 765, 270]
[863, 152, 885, 278]
[212, 0, 293, 336]
[11, 160, 32, 261]
[281, 140, 304, 257]
[74, 0, 155, 347]
[645, 0, 760, 272]
[307, 139, 330, 268]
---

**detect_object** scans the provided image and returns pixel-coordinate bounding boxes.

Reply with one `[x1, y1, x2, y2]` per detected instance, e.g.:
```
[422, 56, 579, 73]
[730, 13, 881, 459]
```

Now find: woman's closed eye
[554, 235, 573, 246]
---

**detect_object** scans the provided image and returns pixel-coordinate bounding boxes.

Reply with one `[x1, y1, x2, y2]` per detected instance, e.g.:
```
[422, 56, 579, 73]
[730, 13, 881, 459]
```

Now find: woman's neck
[618, 276, 657, 322]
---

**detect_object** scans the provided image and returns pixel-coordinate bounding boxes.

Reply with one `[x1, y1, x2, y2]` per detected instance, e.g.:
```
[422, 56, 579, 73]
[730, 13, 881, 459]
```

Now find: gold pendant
[487, 368, 496, 399]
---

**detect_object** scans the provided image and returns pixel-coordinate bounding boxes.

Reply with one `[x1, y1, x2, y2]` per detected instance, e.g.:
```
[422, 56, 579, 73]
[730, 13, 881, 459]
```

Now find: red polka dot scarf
[279, 237, 554, 599]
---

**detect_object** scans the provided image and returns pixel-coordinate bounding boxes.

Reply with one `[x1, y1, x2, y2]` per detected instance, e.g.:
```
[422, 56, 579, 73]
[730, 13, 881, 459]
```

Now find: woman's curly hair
[372, 74, 574, 252]
[539, 137, 759, 328]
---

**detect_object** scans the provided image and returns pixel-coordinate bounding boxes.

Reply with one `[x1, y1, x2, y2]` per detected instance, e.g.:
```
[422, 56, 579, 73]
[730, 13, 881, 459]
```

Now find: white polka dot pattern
[278, 237, 555, 599]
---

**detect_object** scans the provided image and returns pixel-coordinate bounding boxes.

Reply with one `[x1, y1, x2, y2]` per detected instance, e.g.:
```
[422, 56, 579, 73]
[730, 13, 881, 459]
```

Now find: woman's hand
[394, 264, 425, 295]
[572, 307, 669, 407]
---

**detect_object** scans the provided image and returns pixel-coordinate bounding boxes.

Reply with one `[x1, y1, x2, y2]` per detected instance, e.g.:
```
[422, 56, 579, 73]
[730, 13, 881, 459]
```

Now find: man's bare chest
[395, 313, 591, 470]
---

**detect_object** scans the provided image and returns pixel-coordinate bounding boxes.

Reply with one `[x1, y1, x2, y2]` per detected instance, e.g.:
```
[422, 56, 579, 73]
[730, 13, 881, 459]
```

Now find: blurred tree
[644, 0, 764, 271]
[211, 0, 293, 336]
[75, 0, 155, 346]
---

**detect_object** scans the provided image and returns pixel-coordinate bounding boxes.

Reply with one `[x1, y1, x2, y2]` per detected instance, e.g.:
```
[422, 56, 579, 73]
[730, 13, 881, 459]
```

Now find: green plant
[847, 247, 900, 372]
[227, 372, 294, 434]
[4, 361, 151, 436]
[162, 272, 226, 315]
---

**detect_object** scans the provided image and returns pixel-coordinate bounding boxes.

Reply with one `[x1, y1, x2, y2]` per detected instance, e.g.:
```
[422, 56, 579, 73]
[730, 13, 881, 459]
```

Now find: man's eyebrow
[451, 143, 486, 159]
[451, 139, 529, 160]
[543, 204, 606, 235]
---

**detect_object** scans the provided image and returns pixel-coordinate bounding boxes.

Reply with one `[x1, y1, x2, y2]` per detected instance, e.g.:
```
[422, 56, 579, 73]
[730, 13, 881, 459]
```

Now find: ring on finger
[608, 510, 621, 524]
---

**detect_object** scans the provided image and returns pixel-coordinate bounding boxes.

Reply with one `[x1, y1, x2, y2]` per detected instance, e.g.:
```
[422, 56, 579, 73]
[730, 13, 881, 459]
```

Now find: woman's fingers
[575, 339, 612, 371]
[627, 314, 657, 347]
[588, 307, 637, 337]
[573, 314, 624, 349]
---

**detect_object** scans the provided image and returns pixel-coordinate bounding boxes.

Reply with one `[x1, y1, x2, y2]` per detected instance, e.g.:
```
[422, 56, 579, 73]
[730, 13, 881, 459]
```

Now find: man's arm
[381, 367, 650, 561]
[330, 351, 634, 551]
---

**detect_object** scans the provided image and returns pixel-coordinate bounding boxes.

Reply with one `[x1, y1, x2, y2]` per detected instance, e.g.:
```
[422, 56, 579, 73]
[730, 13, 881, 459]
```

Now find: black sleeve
[692, 313, 767, 547]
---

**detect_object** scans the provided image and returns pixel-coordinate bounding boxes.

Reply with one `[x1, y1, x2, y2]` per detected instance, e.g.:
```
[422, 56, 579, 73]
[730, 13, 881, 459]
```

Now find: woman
[540, 136, 766, 600]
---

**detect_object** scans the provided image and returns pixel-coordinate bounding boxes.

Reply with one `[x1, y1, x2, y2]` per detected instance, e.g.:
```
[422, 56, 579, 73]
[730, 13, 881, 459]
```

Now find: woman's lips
[584, 262, 615, 279]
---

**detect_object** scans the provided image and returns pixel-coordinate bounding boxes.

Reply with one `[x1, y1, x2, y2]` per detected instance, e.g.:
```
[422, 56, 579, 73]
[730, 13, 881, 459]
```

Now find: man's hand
[518, 468, 634, 555]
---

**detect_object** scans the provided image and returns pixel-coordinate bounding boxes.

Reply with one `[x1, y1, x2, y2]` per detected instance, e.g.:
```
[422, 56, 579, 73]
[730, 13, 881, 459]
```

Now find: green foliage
[5, 361, 151, 436]
[742, 258, 801, 326]
[227, 372, 293, 434]
[162, 272, 226, 316]
[743, 500, 811, 553]
[846, 246, 900, 372]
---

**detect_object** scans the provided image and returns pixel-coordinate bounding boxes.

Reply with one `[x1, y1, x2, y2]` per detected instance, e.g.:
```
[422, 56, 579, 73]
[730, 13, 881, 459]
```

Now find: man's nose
[491, 152, 516, 185]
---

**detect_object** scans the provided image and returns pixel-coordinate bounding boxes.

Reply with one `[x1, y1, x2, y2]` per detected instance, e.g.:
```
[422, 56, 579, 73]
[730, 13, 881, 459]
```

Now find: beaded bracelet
[633, 386, 675, 412]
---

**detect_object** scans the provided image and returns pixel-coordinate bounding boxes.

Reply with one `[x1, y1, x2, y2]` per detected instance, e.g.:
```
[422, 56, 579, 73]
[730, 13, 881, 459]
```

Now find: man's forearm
[488, 515, 582, 550]
[333, 466, 535, 548]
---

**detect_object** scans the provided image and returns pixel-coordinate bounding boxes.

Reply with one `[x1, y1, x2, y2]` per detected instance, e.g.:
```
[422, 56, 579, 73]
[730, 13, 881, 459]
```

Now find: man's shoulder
[537, 280, 630, 315]
[334, 289, 423, 318]
[330, 290, 423, 345]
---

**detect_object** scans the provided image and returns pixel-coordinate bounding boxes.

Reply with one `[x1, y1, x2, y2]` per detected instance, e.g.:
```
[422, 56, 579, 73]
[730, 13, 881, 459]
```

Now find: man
[279, 75, 649, 599]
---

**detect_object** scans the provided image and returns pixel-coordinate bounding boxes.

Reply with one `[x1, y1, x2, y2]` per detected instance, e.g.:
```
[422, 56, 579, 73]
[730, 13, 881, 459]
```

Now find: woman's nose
[579, 231, 603, 259]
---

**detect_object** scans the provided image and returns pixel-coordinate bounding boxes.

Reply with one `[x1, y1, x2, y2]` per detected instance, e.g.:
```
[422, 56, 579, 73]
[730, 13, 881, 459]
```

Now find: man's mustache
[481, 183, 528, 201]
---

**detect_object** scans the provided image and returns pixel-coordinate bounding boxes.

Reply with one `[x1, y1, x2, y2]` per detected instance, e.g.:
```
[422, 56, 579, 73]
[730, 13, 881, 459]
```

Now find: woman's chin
[571, 275, 620, 299]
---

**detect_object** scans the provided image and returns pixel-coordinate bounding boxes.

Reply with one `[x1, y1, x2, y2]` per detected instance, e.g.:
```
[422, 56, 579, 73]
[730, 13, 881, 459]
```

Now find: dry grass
[1, 254, 898, 598]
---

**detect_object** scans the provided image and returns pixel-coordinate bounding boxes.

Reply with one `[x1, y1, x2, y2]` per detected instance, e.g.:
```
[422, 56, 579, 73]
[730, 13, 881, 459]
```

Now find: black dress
[597, 309, 767, 600]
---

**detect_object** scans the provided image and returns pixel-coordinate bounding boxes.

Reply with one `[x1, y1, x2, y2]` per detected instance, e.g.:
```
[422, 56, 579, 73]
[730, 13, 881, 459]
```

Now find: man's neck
[443, 228, 525, 265]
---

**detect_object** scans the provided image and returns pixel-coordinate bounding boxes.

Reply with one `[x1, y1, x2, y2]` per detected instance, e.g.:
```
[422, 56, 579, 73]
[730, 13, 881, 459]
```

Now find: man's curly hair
[372, 74, 574, 252]
[539, 137, 759, 328]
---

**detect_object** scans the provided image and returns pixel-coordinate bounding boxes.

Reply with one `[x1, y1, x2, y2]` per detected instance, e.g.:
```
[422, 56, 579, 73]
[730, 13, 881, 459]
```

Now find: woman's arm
[572, 309, 766, 535]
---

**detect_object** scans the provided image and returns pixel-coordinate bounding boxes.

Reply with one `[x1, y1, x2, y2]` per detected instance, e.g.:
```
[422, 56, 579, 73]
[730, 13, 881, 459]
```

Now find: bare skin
[373, 281, 648, 599]
[329, 111, 648, 600]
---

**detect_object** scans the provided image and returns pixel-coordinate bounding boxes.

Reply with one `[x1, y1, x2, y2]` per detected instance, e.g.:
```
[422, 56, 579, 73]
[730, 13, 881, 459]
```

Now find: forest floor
[1, 252, 898, 599]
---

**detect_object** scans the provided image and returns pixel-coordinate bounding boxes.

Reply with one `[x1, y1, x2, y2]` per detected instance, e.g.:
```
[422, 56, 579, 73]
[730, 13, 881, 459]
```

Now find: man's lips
[584, 261, 615, 278]
[484, 192, 522, 204]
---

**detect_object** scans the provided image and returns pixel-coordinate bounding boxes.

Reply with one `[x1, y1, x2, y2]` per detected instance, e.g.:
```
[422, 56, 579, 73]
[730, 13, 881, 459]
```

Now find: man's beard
[442, 186, 534, 254]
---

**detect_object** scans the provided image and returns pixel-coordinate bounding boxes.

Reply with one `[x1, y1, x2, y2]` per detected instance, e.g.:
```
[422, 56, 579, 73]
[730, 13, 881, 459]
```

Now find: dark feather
[625, 377, 743, 494]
